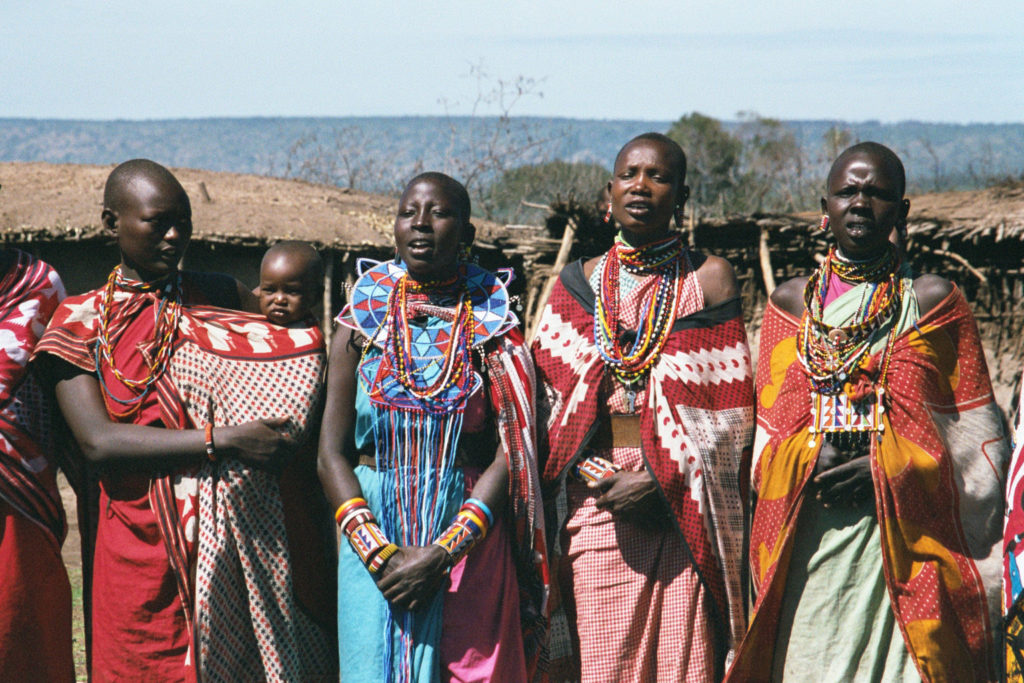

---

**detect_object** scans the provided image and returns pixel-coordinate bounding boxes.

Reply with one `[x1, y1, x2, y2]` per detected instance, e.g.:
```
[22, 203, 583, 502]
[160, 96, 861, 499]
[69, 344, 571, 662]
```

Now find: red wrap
[533, 260, 754, 674]
[0, 249, 71, 681]
[729, 290, 1006, 682]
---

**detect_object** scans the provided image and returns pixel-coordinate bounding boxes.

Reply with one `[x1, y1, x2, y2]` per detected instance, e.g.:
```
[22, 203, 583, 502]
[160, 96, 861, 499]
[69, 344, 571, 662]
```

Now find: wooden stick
[918, 244, 988, 285]
[526, 218, 577, 341]
[758, 227, 777, 296]
[322, 249, 335, 348]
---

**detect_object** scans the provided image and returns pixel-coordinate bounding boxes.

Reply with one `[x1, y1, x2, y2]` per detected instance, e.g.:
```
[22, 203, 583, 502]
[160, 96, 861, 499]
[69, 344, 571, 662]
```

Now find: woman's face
[823, 151, 909, 259]
[608, 139, 682, 242]
[110, 176, 192, 281]
[394, 179, 467, 281]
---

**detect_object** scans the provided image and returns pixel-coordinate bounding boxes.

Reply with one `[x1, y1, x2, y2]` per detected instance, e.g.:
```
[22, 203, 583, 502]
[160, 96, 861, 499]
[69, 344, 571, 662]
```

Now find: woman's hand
[375, 544, 451, 611]
[216, 416, 294, 470]
[813, 440, 874, 507]
[593, 470, 670, 527]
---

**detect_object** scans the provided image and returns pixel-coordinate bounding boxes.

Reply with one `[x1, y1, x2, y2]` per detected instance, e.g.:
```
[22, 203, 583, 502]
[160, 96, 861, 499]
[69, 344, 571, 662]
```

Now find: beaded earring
[460, 242, 473, 263]
[604, 203, 613, 224]
[819, 215, 830, 232]
[674, 205, 685, 228]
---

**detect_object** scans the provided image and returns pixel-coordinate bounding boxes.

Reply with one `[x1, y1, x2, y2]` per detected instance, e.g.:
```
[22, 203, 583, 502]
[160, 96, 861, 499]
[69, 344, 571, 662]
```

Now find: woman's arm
[56, 371, 293, 470]
[316, 327, 366, 508]
[376, 446, 509, 611]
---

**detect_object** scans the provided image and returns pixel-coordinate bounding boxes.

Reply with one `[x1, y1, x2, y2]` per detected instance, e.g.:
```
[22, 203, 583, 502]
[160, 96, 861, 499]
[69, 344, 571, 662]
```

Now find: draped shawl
[730, 289, 1006, 682]
[35, 276, 335, 680]
[532, 259, 755, 665]
[0, 249, 66, 544]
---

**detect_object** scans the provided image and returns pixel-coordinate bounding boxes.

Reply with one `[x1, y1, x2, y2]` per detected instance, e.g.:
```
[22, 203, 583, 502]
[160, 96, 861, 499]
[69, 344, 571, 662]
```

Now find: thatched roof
[0, 162, 503, 249]
[906, 181, 1024, 242]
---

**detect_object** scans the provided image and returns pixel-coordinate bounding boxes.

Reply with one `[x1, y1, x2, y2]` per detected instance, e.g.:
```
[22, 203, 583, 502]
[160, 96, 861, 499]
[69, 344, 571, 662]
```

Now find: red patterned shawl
[730, 290, 1006, 682]
[0, 250, 66, 543]
[482, 327, 550, 673]
[532, 260, 755, 667]
[35, 274, 335, 679]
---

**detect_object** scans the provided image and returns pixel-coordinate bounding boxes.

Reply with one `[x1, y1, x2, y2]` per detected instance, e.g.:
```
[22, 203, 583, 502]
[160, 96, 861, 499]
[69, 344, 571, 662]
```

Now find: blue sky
[2, 0, 1021, 123]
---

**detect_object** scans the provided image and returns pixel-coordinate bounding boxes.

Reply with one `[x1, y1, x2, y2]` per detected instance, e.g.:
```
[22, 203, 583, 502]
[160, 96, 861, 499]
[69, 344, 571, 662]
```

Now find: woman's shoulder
[768, 276, 809, 318]
[912, 273, 954, 315]
[693, 252, 739, 307]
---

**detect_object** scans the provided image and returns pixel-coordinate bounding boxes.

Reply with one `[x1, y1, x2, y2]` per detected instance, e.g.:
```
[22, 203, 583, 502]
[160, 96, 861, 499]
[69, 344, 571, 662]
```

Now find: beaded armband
[336, 497, 397, 575]
[204, 423, 217, 462]
[433, 501, 491, 566]
[574, 455, 622, 484]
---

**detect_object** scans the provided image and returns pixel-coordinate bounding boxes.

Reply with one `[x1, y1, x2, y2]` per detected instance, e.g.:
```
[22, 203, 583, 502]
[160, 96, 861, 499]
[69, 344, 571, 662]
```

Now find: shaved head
[617, 132, 688, 182]
[827, 142, 906, 197]
[104, 159, 188, 213]
[403, 172, 472, 221]
[261, 241, 324, 285]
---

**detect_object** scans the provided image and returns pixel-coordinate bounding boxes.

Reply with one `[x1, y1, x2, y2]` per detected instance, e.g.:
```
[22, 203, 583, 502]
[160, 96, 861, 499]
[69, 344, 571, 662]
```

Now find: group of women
[0, 133, 1015, 682]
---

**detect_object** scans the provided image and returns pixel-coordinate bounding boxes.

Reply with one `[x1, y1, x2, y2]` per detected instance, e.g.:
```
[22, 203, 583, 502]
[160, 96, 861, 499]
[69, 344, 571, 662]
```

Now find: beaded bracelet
[204, 423, 217, 462]
[574, 455, 621, 484]
[462, 497, 494, 527]
[433, 502, 491, 566]
[334, 497, 368, 525]
[336, 497, 397, 575]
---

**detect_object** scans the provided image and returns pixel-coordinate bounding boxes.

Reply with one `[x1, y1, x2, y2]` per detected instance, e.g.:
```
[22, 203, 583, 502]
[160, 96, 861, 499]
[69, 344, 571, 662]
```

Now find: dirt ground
[58, 473, 86, 681]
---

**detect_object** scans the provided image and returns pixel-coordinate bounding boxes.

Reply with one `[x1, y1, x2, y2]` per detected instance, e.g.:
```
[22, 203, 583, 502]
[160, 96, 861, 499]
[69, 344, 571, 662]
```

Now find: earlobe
[101, 208, 118, 235]
[820, 197, 828, 213]
[901, 198, 911, 218]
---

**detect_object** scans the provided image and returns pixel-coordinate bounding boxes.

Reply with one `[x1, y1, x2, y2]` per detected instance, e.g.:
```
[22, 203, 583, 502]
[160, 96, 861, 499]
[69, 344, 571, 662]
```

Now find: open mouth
[406, 239, 434, 256]
[624, 201, 653, 218]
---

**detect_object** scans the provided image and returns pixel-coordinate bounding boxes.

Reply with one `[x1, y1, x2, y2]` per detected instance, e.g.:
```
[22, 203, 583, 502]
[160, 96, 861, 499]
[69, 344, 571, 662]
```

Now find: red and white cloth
[533, 255, 754, 680]
[0, 249, 71, 681]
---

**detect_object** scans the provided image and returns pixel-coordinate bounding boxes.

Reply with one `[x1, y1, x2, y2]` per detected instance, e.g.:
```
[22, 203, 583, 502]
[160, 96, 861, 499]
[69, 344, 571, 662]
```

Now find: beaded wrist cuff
[574, 455, 622, 484]
[433, 503, 491, 566]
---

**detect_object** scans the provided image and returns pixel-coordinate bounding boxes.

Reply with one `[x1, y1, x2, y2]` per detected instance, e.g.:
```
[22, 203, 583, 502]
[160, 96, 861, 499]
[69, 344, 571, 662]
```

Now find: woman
[34, 159, 336, 681]
[728, 142, 1006, 681]
[317, 172, 547, 682]
[532, 133, 754, 682]
[0, 248, 72, 681]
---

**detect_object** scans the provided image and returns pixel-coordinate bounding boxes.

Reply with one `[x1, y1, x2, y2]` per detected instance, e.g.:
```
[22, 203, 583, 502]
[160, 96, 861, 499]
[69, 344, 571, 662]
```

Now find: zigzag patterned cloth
[169, 308, 335, 682]
[533, 258, 755, 678]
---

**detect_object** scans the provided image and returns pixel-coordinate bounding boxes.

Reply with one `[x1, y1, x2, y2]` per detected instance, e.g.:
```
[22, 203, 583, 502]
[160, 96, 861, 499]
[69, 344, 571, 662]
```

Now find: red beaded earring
[819, 215, 830, 232]
[604, 203, 613, 224]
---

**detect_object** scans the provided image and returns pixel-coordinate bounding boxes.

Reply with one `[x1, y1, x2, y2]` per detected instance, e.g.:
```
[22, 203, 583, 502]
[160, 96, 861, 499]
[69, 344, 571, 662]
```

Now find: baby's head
[258, 241, 323, 326]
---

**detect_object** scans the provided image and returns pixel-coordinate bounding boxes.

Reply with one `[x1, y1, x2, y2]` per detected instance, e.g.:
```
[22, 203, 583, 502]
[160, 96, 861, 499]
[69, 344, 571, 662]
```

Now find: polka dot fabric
[730, 290, 1007, 682]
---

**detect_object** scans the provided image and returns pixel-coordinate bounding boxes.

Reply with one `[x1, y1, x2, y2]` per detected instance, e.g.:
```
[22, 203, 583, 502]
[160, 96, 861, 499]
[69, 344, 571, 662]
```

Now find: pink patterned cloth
[554, 253, 719, 681]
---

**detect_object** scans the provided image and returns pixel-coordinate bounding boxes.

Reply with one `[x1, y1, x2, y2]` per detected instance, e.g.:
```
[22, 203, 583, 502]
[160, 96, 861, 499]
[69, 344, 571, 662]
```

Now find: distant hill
[1, 116, 1021, 197]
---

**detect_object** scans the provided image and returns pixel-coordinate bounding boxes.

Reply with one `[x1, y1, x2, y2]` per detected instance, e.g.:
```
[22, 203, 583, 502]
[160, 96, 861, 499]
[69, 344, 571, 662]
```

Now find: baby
[258, 241, 323, 327]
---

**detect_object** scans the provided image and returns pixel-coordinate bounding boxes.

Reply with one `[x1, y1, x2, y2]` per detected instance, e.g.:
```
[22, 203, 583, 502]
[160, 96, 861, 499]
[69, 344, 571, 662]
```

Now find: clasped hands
[812, 440, 874, 508]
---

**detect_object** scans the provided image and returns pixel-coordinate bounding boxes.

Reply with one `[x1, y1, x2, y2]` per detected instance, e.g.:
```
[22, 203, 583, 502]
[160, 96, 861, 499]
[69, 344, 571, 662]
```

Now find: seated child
[258, 241, 323, 327]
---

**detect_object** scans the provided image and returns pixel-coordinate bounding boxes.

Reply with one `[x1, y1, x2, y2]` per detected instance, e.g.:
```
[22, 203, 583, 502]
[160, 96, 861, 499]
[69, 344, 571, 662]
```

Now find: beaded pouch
[808, 386, 885, 437]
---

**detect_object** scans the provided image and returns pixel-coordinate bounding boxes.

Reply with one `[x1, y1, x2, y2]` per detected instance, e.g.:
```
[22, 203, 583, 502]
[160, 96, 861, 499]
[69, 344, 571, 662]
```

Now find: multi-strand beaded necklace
[797, 244, 904, 398]
[594, 232, 684, 385]
[95, 266, 182, 418]
[379, 272, 475, 413]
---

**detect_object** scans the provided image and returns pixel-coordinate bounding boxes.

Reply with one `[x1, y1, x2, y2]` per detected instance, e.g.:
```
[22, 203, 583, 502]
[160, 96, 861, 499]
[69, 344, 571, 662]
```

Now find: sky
[2, 0, 1022, 124]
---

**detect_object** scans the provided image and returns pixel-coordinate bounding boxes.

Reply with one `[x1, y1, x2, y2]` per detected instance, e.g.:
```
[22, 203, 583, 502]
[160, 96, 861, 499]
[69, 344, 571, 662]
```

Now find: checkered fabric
[533, 256, 755, 677]
[731, 290, 1007, 682]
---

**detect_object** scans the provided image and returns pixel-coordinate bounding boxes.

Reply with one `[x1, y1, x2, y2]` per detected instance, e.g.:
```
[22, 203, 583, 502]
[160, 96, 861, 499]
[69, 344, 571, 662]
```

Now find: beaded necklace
[797, 245, 903, 397]
[95, 266, 182, 418]
[594, 232, 684, 385]
[377, 272, 475, 413]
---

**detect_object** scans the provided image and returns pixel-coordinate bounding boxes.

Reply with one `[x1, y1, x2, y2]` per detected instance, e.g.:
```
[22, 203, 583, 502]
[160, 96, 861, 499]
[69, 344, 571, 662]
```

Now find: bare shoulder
[769, 277, 809, 318]
[581, 255, 603, 281]
[912, 274, 954, 315]
[695, 253, 739, 307]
